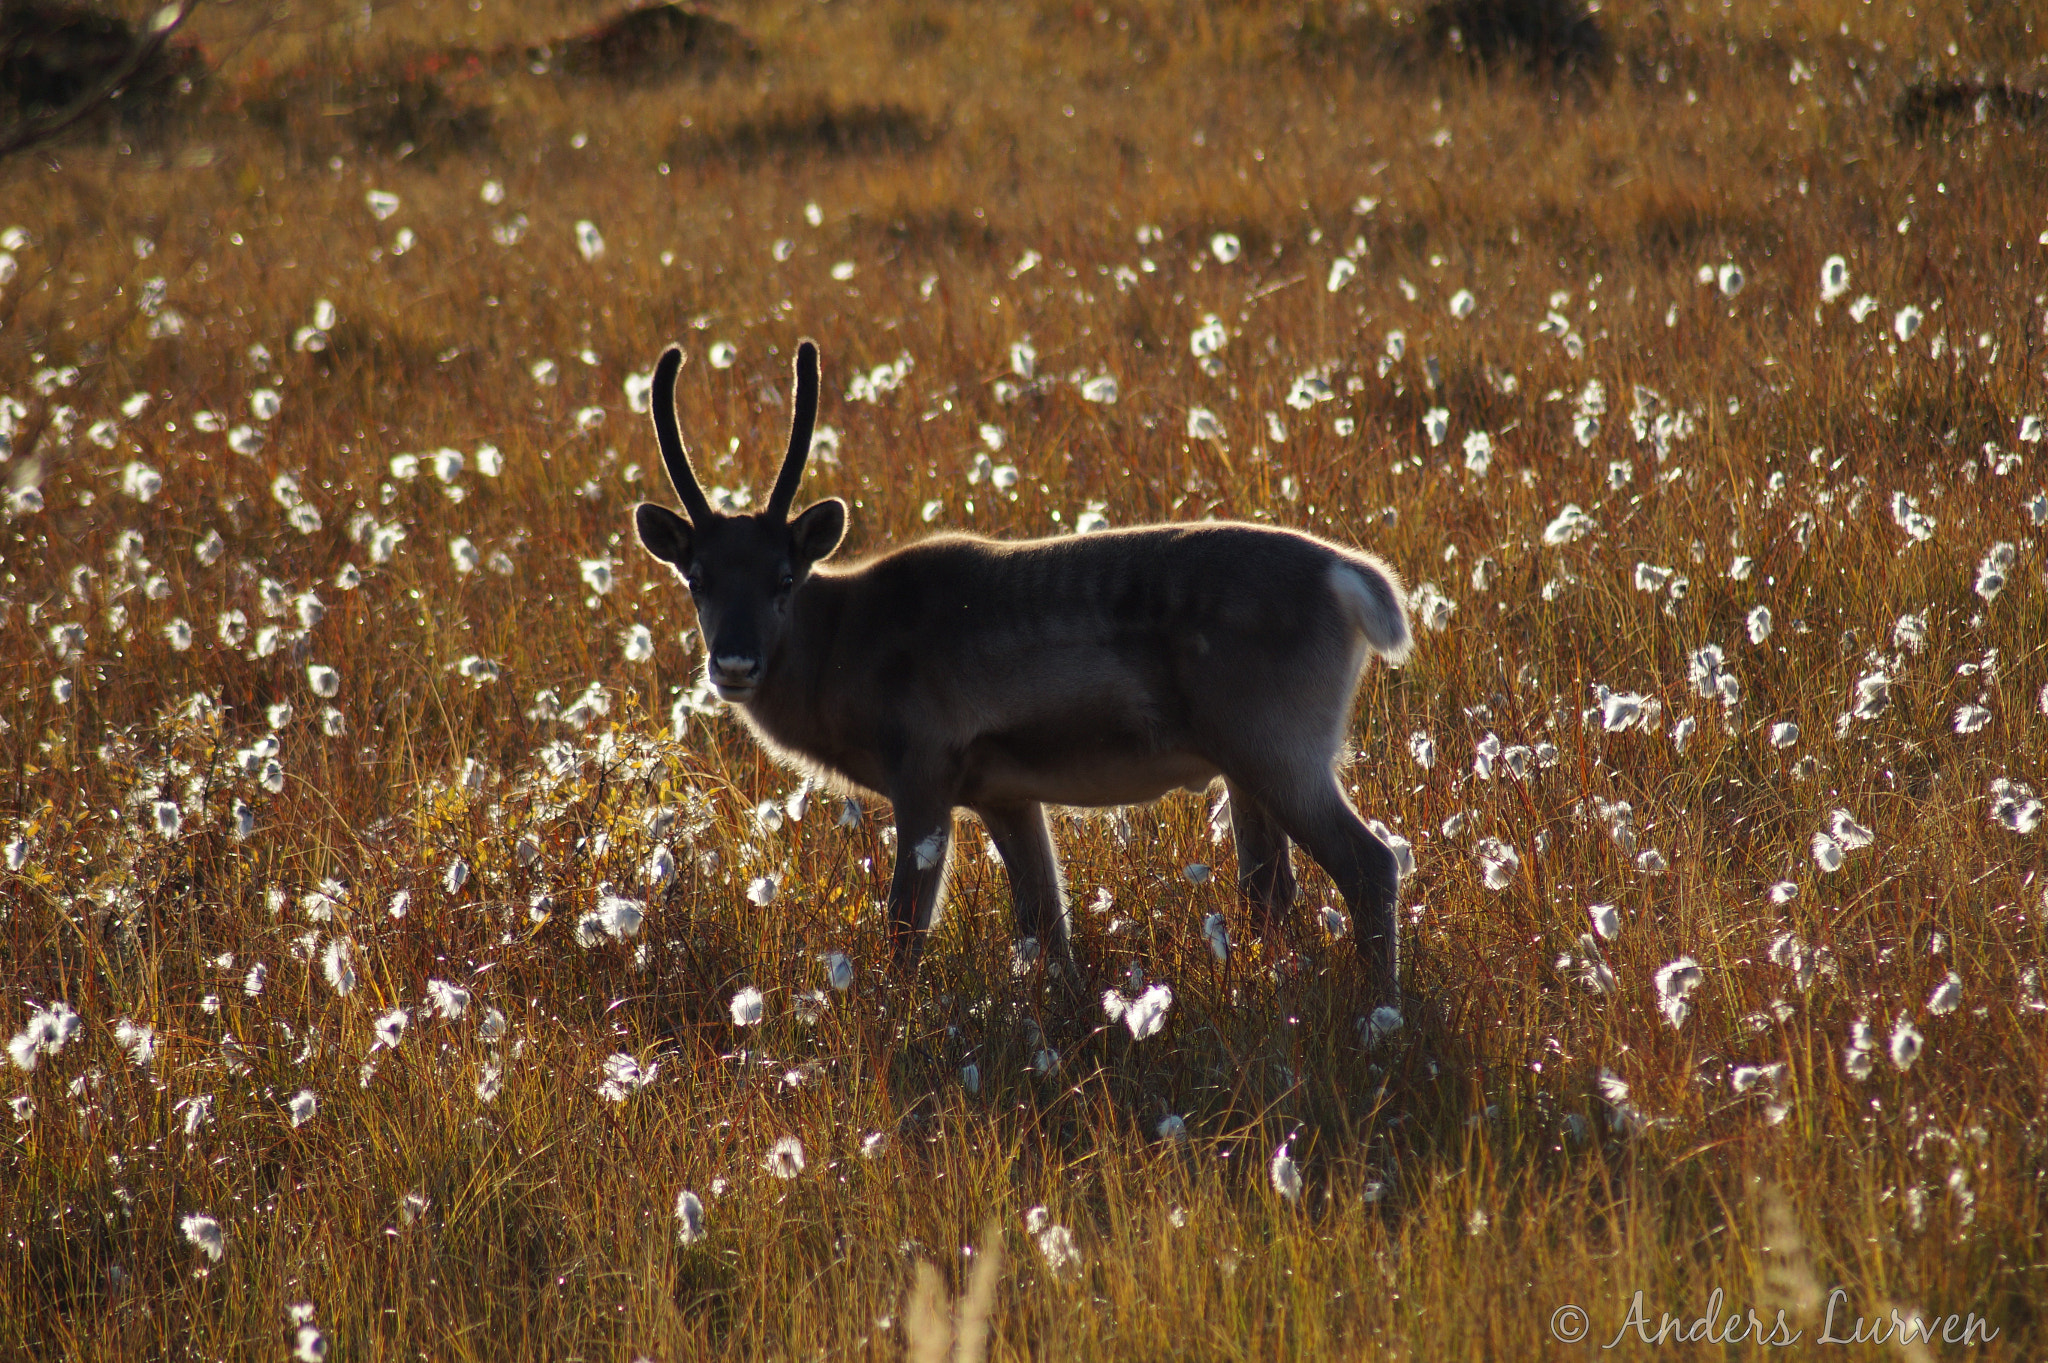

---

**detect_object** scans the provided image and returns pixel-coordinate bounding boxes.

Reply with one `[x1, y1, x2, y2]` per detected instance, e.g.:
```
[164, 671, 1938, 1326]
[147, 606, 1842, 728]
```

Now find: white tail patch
[1328, 559, 1413, 666]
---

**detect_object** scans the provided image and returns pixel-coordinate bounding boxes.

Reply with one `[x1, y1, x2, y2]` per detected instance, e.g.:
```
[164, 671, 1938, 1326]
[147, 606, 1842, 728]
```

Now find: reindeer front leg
[886, 796, 954, 970]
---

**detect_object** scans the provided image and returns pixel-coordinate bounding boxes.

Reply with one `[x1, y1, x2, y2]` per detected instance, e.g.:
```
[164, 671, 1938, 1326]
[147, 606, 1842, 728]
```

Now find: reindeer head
[634, 340, 846, 700]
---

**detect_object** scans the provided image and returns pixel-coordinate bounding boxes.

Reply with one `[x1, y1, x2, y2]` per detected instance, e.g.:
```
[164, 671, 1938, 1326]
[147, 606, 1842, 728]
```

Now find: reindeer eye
[685, 572, 704, 594]
[778, 572, 795, 593]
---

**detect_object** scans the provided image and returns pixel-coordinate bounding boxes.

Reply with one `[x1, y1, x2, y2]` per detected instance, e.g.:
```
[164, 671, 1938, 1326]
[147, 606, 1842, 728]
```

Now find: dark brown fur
[635, 341, 1413, 1002]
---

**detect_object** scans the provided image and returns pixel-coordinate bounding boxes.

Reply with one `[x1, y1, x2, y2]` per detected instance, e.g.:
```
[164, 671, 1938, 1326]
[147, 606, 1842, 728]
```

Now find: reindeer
[633, 340, 1414, 1003]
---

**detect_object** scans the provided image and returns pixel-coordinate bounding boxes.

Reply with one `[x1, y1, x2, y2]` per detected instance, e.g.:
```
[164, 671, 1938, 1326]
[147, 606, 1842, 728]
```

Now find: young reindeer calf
[634, 340, 1414, 1003]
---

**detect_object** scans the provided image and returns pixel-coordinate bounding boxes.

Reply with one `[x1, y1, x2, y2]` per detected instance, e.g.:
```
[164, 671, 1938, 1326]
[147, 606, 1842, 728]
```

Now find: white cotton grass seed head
[1974, 542, 2016, 602]
[1189, 315, 1228, 357]
[1821, 254, 1850, 303]
[306, 664, 340, 698]
[1103, 982, 1173, 1040]
[1889, 1016, 1924, 1071]
[1588, 903, 1619, 940]
[1542, 503, 1597, 545]
[1729, 1064, 1785, 1095]
[676, 1190, 706, 1245]
[1462, 429, 1493, 475]
[729, 986, 765, 1027]
[823, 951, 854, 991]
[8, 1002, 80, 1071]
[373, 1008, 408, 1050]
[1122, 982, 1171, 1035]
[114, 1018, 156, 1066]
[288, 1089, 317, 1127]
[1989, 778, 2044, 834]
[1769, 722, 1800, 749]
[641, 845, 673, 893]
[1810, 833, 1845, 873]
[1829, 809, 1874, 850]
[1746, 605, 1773, 644]
[1769, 881, 1799, 905]
[425, 979, 471, 1020]
[764, 1136, 805, 1179]
[598, 1053, 656, 1102]
[1035, 1222, 1081, 1274]
[1927, 972, 1962, 1016]
[1361, 1006, 1403, 1048]
[181, 1213, 224, 1262]
[1269, 1143, 1303, 1202]
[1202, 911, 1229, 962]
[1601, 691, 1644, 731]
[1654, 956, 1704, 1028]
[1476, 838, 1520, 889]
[597, 895, 644, 939]
[1843, 1020, 1877, 1081]
[321, 939, 356, 996]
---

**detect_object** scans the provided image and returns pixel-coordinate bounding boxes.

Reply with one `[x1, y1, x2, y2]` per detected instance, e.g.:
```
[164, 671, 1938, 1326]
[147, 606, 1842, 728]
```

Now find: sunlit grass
[3, 0, 2045, 1357]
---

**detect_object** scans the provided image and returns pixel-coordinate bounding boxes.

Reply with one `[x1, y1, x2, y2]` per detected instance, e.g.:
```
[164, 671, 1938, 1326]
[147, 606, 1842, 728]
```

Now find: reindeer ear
[790, 498, 846, 566]
[635, 502, 694, 568]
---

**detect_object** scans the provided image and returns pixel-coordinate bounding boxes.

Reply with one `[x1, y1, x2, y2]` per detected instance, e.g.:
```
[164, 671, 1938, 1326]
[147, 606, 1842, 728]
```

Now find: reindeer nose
[710, 655, 762, 688]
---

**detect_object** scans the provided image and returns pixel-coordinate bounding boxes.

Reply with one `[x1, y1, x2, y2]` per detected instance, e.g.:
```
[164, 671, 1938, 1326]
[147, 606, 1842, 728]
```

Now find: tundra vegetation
[1, 0, 2044, 1357]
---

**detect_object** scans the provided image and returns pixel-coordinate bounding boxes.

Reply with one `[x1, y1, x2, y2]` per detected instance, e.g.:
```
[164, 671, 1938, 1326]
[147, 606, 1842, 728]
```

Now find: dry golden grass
[3, 0, 2046, 1357]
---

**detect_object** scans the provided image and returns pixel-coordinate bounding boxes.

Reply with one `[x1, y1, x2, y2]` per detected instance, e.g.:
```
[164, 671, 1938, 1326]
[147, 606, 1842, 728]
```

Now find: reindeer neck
[737, 571, 848, 762]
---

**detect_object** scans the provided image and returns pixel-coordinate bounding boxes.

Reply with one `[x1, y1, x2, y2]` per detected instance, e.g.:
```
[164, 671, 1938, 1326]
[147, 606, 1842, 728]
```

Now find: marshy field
[3, 0, 2046, 1356]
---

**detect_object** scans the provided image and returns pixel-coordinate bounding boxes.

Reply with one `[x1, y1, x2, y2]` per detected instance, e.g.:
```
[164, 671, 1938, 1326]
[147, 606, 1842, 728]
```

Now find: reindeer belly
[957, 717, 1217, 808]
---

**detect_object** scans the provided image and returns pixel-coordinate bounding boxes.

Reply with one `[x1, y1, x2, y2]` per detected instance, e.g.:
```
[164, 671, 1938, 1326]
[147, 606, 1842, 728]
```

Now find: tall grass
[3, 0, 2044, 1356]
